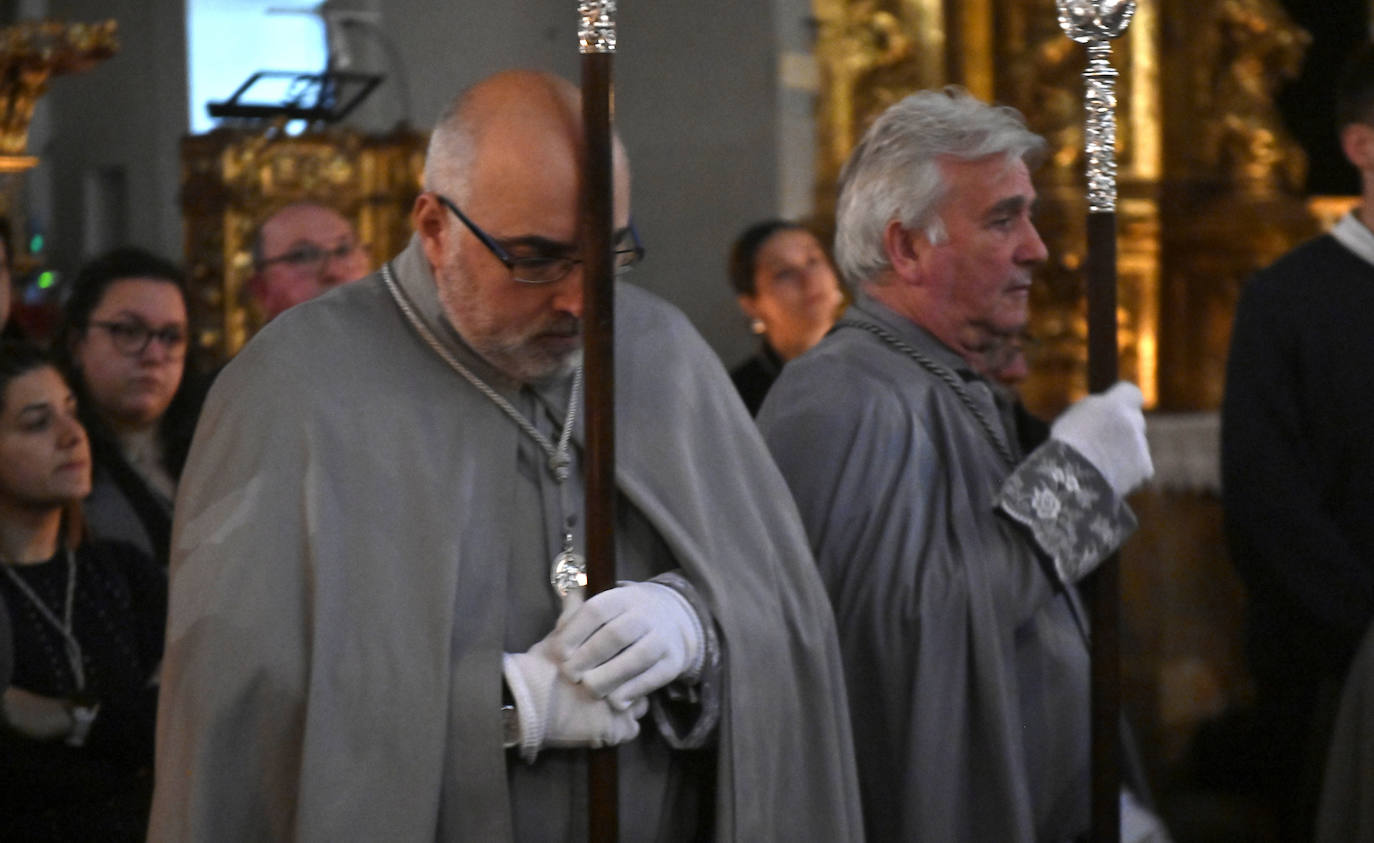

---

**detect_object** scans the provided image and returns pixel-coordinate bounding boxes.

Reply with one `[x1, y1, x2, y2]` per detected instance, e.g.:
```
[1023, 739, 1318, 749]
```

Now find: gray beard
[464, 334, 582, 384]
[436, 274, 582, 384]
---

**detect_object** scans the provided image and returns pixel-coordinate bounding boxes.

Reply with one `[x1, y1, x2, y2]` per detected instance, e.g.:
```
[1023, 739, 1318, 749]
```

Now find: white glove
[503, 631, 648, 764]
[557, 581, 705, 711]
[1050, 381, 1154, 497]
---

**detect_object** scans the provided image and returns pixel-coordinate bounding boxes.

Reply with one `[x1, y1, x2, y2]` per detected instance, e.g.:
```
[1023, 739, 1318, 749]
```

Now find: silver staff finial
[1057, 0, 1136, 213]
[579, 0, 617, 54]
[1057, 0, 1136, 42]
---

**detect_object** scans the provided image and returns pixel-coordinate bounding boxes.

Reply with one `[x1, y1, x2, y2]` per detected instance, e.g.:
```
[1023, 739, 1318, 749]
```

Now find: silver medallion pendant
[550, 550, 588, 597]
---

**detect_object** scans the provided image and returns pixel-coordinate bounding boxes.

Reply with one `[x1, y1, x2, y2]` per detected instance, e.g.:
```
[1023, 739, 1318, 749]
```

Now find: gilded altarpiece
[180, 126, 427, 363]
[813, 0, 1322, 799]
[813, 0, 1317, 417]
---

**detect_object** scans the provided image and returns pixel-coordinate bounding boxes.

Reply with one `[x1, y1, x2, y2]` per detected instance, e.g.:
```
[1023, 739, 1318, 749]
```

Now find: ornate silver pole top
[1056, 0, 1136, 43]
[579, 0, 617, 54]
[1057, 0, 1136, 213]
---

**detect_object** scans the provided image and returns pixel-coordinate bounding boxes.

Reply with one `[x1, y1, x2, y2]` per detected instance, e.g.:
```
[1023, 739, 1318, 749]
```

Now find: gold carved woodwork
[812, 0, 1318, 415]
[1154, 0, 1318, 409]
[0, 19, 117, 171]
[0, 18, 118, 310]
[180, 125, 427, 364]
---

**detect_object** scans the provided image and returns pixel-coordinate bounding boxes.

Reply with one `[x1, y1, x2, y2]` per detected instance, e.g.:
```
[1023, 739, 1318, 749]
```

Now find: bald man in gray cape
[760, 89, 1156, 841]
[149, 71, 861, 841]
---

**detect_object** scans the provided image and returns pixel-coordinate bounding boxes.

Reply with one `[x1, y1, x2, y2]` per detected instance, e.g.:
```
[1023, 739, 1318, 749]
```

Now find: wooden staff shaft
[581, 49, 619, 843]
[1086, 210, 1121, 843]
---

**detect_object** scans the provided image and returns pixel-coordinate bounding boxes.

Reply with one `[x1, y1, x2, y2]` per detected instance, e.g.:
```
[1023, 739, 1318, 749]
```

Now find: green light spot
[29, 234, 42, 252]
[37, 271, 54, 289]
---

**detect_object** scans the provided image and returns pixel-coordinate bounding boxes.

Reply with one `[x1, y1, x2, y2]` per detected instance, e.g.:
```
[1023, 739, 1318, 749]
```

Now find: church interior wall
[30, 0, 795, 369]
[37, 0, 188, 291]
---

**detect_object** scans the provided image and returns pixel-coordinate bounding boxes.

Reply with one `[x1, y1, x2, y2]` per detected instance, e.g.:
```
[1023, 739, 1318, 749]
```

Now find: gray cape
[149, 239, 862, 841]
[759, 294, 1134, 842]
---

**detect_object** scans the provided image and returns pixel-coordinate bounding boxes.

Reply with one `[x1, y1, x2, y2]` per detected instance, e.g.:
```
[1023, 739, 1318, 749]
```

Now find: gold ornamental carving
[1154, 0, 1317, 409]
[181, 124, 427, 362]
[1190, 0, 1309, 193]
[0, 19, 117, 171]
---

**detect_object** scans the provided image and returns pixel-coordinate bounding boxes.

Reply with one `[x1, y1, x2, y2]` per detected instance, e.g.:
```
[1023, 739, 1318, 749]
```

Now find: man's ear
[883, 219, 929, 285]
[412, 193, 448, 267]
[1341, 123, 1374, 173]
[736, 294, 760, 321]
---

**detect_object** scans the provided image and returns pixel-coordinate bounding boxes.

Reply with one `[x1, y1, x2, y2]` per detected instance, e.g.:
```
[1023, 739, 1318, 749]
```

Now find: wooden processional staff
[578, 1, 619, 840]
[1056, 1, 1135, 840]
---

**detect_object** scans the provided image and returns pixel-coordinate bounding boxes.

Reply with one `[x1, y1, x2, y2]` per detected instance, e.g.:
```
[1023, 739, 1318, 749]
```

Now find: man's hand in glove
[1050, 381, 1154, 497]
[503, 629, 648, 764]
[556, 581, 705, 711]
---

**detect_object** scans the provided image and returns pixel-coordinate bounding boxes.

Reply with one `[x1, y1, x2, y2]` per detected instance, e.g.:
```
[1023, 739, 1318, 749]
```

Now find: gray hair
[833, 86, 1046, 289]
[422, 94, 476, 203]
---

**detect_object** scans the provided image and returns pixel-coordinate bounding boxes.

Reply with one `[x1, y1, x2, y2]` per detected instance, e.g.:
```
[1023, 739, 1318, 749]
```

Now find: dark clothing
[1222, 231, 1374, 840]
[0, 540, 167, 841]
[85, 453, 172, 568]
[729, 342, 783, 415]
[80, 371, 209, 569]
[0, 597, 10, 689]
[1317, 620, 1374, 842]
[1013, 398, 1051, 454]
[1223, 233, 1374, 691]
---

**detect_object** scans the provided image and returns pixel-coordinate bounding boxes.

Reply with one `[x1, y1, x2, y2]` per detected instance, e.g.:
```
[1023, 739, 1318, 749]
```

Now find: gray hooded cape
[149, 239, 862, 841]
[759, 293, 1135, 842]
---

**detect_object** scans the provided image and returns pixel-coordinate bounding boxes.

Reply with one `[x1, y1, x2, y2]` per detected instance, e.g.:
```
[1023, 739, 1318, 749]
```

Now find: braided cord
[838, 318, 1017, 469]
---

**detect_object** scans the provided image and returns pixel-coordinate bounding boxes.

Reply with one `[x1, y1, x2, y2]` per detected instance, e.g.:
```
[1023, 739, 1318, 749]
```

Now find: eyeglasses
[259, 241, 364, 275]
[434, 194, 645, 285]
[89, 320, 188, 359]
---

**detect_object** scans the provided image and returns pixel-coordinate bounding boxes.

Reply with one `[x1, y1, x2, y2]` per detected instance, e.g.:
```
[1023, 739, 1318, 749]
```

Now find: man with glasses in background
[247, 201, 372, 322]
[149, 70, 861, 841]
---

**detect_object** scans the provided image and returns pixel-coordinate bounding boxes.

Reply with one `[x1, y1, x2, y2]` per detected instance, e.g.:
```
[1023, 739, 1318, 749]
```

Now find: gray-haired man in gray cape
[759, 88, 1157, 841]
[149, 70, 862, 841]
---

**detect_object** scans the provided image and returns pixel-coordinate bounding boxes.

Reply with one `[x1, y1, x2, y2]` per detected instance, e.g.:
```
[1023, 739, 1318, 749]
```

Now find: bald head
[412, 70, 635, 383]
[423, 70, 628, 205]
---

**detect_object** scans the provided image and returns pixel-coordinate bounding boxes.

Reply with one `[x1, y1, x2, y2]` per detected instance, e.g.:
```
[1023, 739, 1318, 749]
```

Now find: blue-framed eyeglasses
[434, 193, 644, 285]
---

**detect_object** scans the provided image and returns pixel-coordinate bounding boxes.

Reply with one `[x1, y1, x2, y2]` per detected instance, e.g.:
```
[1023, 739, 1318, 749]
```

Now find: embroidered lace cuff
[647, 570, 721, 750]
[996, 439, 1139, 584]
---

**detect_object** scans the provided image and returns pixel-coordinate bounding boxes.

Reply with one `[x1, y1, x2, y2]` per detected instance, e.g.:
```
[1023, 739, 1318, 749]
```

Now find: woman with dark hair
[728, 220, 844, 414]
[0, 341, 166, 840]
[53, 247, 204, 568]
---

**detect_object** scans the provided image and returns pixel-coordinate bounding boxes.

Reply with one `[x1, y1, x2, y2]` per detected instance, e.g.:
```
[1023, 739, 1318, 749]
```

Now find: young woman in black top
[0, 341, 166, 841]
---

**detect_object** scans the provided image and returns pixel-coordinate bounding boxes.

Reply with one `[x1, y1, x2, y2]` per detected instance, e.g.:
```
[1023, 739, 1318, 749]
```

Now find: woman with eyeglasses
[54, 248, 205, 569]
[0, 341, 166, 840]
